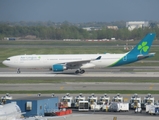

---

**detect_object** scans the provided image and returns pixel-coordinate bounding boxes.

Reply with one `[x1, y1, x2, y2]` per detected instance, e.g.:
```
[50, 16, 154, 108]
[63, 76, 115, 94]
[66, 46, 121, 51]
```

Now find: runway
[1, 71, 159, 78]
[1, 67, 159, 77]
[1, 72, 159, 77]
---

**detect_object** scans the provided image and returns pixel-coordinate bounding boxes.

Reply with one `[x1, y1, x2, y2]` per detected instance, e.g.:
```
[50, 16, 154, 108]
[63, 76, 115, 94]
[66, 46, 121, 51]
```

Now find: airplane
[2, 33, 156, 74]
[0, 103, 22, 120]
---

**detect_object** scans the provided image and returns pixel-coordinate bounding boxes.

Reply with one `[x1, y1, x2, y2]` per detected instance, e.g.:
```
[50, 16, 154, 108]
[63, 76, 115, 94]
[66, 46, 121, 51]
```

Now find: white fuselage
[3, 53, 126, 69]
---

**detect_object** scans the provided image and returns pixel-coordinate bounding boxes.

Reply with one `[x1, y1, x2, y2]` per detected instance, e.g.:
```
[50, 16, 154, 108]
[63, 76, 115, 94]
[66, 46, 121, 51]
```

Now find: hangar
[126, 21, 149, 31]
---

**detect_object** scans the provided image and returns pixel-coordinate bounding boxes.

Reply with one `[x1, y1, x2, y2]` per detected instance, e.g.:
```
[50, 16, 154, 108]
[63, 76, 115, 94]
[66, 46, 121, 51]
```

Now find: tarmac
[0, 67, 159, 119]
[45, 113, 159, 120]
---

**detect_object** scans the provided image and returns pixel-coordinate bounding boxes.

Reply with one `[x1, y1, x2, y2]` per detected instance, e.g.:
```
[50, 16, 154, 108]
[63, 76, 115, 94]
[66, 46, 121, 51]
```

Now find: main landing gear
[17, 68, 21, 74]
[75, 69, 85, 74]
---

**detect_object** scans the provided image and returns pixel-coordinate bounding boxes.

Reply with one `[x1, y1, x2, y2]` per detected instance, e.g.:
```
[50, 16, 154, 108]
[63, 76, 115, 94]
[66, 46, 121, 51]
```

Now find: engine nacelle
[52, 64, 67, 72]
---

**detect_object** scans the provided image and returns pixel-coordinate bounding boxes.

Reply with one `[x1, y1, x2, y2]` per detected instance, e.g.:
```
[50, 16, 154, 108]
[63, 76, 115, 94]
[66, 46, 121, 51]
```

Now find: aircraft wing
[63, 56, 101, 69]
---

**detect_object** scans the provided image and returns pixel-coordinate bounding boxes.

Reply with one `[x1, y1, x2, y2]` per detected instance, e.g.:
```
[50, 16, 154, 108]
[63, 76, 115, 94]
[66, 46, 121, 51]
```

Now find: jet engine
[52, 64, 67, 72]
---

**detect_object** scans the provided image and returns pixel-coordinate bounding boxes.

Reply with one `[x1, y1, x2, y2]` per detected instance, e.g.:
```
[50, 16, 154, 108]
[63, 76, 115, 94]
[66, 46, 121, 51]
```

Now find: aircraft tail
[128, 33, 156, 56]
[109, 33, 156, 67]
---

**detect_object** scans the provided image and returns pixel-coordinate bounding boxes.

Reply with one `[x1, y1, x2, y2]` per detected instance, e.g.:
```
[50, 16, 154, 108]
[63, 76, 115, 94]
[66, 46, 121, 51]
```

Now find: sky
[0, 0, 159, 23]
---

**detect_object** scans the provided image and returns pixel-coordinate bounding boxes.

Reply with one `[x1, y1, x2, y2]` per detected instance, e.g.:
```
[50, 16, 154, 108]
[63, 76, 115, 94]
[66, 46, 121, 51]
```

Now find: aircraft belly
[92, 59, 117, 68]
[80, 63, 95, 69]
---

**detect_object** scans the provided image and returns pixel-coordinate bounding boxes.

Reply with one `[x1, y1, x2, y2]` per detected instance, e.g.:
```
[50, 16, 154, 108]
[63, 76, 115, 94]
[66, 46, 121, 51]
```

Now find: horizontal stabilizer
[137, 53, 155, 60]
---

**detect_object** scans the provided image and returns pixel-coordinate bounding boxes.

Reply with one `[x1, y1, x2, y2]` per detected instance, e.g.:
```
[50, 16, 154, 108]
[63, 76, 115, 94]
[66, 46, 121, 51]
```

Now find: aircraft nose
[2, 60, 7, 66]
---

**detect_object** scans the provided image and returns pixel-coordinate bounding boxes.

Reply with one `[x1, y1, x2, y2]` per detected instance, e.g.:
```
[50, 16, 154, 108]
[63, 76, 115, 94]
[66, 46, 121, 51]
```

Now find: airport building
[126, 21, 149, 31]
[107, 26, 118, 30]
[6, 95, 59, 117]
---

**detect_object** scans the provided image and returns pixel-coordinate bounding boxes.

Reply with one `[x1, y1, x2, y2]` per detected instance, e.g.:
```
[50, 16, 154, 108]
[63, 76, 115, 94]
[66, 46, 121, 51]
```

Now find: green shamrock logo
[137, 42, 149, 54]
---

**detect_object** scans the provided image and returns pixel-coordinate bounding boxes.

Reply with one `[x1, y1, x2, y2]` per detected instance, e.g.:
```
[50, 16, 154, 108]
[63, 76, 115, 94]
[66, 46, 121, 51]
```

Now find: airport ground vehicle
[108, 102, 129, 112]
[88, 94, 98, 105]
[99, 94, 110, 111]
[78, 101, 89, 111]
[87, 94, 98, 110]
[1, 93, 12, 104]
[129, 94, 141, 109]
[99, 94, 110, 104]
[61, 93, 74, 108]
[134, 107, 142, 113]
[146, 105, 152, 113]
[141, 94, 155, 109]
[148, 105, 159, 115]
[74, 93, 86, 108]
[112, 94, 123, 103]
[90, 102, 103, 111]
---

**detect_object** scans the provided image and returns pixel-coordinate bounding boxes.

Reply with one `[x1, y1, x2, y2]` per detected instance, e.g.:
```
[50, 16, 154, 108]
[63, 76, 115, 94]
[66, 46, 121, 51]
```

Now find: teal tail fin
[109, 33, 156, 67]
[128, 33, 156, 56]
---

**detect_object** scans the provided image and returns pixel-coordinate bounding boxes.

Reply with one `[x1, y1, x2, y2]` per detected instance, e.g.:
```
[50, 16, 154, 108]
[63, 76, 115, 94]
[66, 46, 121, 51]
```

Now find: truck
[146, 104, 152, 113]
[108, 102, 129, 112]
[90, 102, 103, 111]
[99, 94, 110, 105]
[129, 94, 141, 109]
[78, 101, 89, 111]
[134, 107, 142, 113]
[112, 94, 123, 103]
[148, 105, 159, 115]
[87, 93, 98, 110]
[74, 93, 86, 108]
[61, 93, 74, 108]
[1, 93, 12, 104]
[99, 94, 110, 111]
[141, 94, 155, 109]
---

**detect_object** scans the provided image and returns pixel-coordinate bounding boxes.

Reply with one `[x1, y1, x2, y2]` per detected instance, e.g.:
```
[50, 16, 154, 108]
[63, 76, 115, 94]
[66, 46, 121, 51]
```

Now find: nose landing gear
[17, 68, 21, 74]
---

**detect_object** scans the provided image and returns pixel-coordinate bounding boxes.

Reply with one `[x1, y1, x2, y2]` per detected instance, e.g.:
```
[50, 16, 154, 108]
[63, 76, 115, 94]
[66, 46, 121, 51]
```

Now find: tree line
[0, 24, 159, 40]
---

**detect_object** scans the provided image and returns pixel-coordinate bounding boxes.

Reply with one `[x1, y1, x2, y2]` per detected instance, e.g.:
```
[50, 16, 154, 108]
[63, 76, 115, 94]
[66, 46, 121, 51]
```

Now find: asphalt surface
[0, 67, 159, 119]
[45, 113, 159, 120]
[1, 67, 159, 78]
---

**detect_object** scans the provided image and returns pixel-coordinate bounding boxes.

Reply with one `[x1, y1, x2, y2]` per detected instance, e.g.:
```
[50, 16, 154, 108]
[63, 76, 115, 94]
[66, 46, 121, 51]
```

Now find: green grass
[0, 90, 158, 94]
[0, 40, 142, 46]
[1, 77, 159, 84]
[0, 40, 159, 46]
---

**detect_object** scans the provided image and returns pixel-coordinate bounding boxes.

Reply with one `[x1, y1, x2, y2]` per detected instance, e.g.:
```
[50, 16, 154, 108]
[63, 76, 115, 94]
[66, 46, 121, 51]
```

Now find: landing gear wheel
[80, 70, 85, 74]
[17, 68, 21, 74]
[75, 69, 85, 74]
[75, 70, 80, 74]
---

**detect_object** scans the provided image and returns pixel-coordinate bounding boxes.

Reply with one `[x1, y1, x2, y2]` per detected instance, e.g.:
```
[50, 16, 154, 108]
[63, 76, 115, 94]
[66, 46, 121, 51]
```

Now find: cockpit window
[6, 59, 10, 61]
